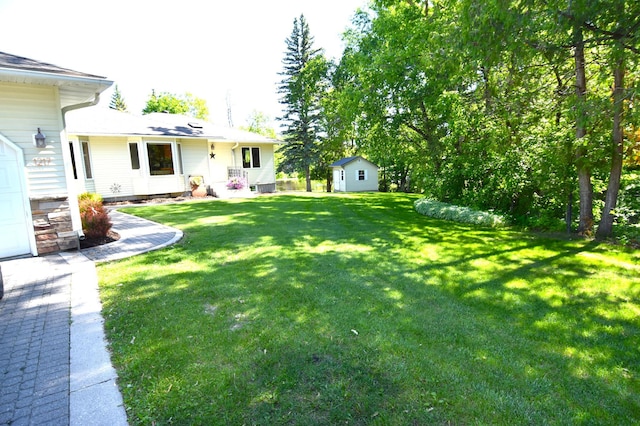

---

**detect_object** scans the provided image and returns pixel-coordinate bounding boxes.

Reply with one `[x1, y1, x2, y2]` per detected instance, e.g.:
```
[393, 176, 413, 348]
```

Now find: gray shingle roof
[66, 107, 280, 143]
[330, 156, 360, 167]
[0, 51, 106, 79]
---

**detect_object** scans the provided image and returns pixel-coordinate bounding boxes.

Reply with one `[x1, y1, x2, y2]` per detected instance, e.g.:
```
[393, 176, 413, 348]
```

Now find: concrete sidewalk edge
[60, 251, 128, 426]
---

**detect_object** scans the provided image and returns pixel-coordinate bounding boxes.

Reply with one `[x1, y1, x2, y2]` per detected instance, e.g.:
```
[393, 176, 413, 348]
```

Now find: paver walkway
[0, 209, 183, 425]
[0, 257, 71, 425]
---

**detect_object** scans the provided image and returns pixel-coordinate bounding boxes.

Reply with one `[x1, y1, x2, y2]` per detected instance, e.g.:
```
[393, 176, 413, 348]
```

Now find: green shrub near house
[78, 192, 112, 239]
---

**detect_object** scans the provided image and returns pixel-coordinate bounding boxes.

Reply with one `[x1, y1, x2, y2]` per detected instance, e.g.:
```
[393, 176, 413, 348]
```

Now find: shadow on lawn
[108, 193, 639, 424]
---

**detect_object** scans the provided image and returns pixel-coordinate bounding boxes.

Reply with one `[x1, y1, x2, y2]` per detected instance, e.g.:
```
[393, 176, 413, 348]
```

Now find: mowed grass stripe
[98, 193, 640, 425]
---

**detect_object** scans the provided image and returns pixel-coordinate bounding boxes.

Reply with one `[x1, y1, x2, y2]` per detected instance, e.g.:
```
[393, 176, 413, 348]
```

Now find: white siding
[179, 138, 209, 186]
[0, 82, 67, 198]
[334, 158, 379, 192]
[85, 136, 138, 197]
[212, 142, 235, 182]
[232, 144, 277, 185]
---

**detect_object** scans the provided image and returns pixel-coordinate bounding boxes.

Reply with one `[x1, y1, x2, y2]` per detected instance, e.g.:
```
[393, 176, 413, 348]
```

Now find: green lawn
[98, 193, 640, 425]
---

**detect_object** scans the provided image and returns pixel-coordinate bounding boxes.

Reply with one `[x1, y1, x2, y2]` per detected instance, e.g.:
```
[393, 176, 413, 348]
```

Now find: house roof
[330, 156, 378, 168]
[66, 107, 280, 144]
[0, 52, 106, 79]
[0, 51, 112, 108]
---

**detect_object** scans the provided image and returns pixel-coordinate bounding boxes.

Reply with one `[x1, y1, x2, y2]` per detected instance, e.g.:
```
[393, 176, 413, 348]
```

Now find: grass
[97, 192, 640, 425]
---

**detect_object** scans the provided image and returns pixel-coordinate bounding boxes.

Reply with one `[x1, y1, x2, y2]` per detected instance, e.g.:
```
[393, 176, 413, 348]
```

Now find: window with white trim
[242, 147, 261, 168]
[69, 141, 93, 179]
[147, 143, 175, 175]
[69, 142, 78, 179]
[129, 143, 140, 170]
[81, 141, 93, 179]
[357, 169, 367, 181]
[176, 143, 184, 175]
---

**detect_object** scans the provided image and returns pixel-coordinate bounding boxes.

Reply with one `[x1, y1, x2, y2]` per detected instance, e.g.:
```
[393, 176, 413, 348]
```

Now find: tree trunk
[305, 165, 312, 192]
[574, 26, 594, 235]
[596, 51, 625, 239]
[326, 170, 332, 192]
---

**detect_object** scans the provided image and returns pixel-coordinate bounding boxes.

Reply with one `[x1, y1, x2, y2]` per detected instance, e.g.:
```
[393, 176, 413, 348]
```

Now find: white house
[65, 107, 280, 201]
[331, 156, 379, 193]
[0, 52, 112, 258]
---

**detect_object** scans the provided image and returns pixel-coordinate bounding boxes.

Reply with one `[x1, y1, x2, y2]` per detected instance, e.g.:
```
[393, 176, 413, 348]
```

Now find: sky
[0, 0, 367, 131]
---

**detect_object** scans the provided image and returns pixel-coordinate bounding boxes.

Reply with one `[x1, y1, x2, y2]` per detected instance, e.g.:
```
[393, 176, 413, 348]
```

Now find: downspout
[60, 93, 102, 240]
[231, 141, 239, 169]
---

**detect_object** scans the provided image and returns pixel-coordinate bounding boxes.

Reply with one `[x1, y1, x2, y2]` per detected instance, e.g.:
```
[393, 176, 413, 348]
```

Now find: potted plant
[189, 175, 207, 197]
[226, 176, 246, 191]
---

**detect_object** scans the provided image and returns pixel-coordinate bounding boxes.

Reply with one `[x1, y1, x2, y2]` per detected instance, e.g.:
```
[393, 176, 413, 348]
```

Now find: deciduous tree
[143, 90, 209, 121]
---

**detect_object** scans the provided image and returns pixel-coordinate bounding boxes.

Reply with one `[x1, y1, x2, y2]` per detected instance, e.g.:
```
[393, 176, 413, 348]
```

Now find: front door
[0, 140, 32, 258]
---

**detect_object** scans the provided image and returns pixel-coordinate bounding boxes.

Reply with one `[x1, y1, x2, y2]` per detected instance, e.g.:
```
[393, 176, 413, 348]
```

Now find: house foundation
[30, 196, 79, 255]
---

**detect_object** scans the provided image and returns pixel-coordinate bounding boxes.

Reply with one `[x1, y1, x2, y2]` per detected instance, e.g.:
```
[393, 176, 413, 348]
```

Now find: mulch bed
[80, 230, 121, 249]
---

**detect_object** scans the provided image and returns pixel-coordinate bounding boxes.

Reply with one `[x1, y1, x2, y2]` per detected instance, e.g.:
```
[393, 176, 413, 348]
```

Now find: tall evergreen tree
[277, 14, 329, 192]
[109, 85, 128, 111]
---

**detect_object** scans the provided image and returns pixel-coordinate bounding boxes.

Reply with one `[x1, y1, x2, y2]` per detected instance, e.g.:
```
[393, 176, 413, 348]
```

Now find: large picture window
[147, 143, 175, 175]
[242, 147, 261, 168]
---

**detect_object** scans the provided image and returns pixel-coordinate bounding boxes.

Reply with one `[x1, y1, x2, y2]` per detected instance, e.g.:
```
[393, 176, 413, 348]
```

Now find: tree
[277, 14, 330, 192]
[143, 90, 210, 120]
[241, 110, 277, 139]
[109, 85, 127, 111]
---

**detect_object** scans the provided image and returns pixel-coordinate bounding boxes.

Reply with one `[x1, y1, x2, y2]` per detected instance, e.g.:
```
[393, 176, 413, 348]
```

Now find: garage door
[0, 140, 32, 258]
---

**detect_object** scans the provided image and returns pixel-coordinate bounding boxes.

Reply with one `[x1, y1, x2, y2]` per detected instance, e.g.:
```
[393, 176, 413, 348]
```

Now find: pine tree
[109, 85, 128, 112]
[277, 14, 329, 192]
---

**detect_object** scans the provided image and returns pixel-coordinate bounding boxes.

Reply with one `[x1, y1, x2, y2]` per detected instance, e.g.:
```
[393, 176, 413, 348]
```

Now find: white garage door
[0, 140, 32, 258]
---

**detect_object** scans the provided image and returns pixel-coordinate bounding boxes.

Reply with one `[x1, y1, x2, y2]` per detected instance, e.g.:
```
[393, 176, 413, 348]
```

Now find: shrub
[414, 198, 507, 228]
[78, 192, 103, 205]
[78, 192, 112, 239]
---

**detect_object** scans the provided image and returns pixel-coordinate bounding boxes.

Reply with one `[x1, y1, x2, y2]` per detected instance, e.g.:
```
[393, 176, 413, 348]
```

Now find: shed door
[0, 140, 31, 258]
[333, 169, 341, 191]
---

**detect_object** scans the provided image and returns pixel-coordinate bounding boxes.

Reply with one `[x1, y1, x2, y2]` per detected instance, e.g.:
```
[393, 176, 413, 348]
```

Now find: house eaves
[67, 108, 282, 143]
[0, 52, 113, 108]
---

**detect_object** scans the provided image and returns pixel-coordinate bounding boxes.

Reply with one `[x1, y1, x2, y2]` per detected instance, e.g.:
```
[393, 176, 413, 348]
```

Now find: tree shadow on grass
[104, 193, 640, 424]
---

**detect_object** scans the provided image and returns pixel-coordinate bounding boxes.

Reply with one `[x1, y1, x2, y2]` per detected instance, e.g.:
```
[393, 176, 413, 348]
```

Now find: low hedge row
[414, 198, 507, 228]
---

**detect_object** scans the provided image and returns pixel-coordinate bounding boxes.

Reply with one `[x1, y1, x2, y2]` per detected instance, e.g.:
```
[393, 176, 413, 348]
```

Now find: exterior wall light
[34, 128, 46, 148]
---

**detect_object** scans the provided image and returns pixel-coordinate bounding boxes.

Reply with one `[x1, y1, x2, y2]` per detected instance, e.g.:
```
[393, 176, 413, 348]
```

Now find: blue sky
[0, 0, 366, 130]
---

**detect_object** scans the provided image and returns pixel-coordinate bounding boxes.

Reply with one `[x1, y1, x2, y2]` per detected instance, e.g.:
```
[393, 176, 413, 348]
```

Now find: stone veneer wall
[30, 197, 79, 255]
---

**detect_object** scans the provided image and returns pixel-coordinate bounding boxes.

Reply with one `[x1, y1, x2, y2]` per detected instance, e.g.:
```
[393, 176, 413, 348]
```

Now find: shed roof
[330, 156, 378, 168]
[66, 107, 280, 143]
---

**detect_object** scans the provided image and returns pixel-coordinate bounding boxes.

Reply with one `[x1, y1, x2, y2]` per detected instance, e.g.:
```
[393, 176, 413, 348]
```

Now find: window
[81, 141, 93, 179]
[147, 143, 174, 175]
[129, 143, 140, 170]
[358, 170, 366, 181]
[242, 147, 261, 168]
[69, 142, 78, 179]
[177, 143, 184, 175]
[340, 170, 344, 181]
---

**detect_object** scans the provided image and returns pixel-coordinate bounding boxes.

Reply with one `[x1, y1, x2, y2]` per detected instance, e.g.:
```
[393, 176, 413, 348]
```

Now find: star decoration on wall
[210, 153, 216, 159]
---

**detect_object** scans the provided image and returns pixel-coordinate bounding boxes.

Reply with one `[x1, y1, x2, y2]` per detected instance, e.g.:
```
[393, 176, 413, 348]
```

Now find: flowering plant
[226, 176, 246, 190]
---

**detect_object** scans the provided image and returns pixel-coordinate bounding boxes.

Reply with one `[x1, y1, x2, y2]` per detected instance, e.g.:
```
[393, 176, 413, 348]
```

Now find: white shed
[330, 156, 379, 192]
